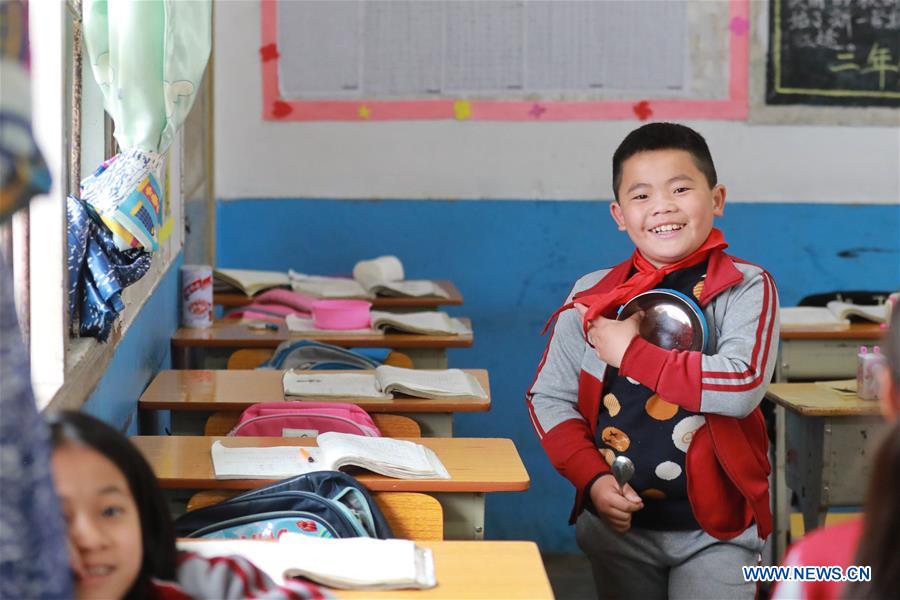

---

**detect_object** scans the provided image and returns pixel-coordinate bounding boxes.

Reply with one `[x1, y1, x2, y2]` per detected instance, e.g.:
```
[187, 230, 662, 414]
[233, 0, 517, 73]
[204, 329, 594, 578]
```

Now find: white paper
[276, 1, 690, 98]
[211, 441, 323, 479]
[285, 314, 379, 335]
[288, 272, 370, 299]
[353, 255, 405, 290]
[826, 301, 888, 323]
[370, 310, 464, 335]
[177, 536, 436, 590]
[214, 269, 291, 295]
[779, 306, 850, 330]
[282, 370, 389, 399]
[375, 365, 487, 399]
[318, 432, 451, 479]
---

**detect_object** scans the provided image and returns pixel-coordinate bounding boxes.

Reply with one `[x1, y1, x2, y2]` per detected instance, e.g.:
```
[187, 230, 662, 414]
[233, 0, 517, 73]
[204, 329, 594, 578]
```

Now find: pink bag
[228, 402, 381, 438]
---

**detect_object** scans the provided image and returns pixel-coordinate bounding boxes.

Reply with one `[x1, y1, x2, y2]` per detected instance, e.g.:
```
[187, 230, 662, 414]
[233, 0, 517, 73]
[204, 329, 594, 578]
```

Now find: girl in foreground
[48, 410, 332, 600]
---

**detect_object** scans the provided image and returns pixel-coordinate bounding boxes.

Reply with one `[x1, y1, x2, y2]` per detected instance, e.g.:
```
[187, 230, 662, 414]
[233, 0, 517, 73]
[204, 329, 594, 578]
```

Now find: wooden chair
[204, 411, 421, 437]
[186, 491, 443, 540]
[225, 348, 415, 370]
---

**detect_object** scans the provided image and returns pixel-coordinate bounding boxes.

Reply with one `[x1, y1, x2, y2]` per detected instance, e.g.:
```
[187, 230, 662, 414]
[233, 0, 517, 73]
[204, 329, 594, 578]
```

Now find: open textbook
[211, 432, 451, 480]
[214, 268, 291, 296]
[353, 256, 449, 298]
[289, 255, 449, 299]
[780, 301, 889, 331]
[177, 535, 436, 590]
[282, 365, 488, 400]
[285, 310, 470, 336]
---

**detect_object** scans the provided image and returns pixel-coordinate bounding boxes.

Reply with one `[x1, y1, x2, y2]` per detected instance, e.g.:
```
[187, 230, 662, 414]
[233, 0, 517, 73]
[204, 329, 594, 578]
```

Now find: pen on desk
[298, 448, 315, 463]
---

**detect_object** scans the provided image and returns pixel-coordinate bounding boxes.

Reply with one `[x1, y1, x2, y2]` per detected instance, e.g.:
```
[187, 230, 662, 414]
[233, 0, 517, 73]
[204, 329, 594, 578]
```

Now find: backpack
[228, 401, 381, 438]
[260, 339, 390, 370]
[173, 471, 394, 540]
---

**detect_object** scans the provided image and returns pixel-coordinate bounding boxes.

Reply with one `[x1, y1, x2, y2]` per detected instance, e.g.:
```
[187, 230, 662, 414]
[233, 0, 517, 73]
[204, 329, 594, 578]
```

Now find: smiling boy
[527, 123, 779, 599]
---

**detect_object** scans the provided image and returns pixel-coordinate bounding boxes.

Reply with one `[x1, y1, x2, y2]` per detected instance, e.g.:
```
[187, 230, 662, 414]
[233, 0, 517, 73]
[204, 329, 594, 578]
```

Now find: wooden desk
[171, 319, 474, 370]
[215, 280, 464, 310]
[336, 541, 552, 599]
[179, 540, 552, 599]
[133, 436, 529, 540]
[770, 323, 884, 560]
[766, 382, 883, 554]
[139, 369, 492, 436]
[779, 323, 884, 380]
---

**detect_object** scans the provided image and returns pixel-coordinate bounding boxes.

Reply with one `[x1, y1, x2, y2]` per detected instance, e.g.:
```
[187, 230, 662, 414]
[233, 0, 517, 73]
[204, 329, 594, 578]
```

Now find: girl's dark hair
[47, 411, 176, 599]
[843, 306, 900, 600]
[612, 122, 717, 201]
[842, 421, 900, 600]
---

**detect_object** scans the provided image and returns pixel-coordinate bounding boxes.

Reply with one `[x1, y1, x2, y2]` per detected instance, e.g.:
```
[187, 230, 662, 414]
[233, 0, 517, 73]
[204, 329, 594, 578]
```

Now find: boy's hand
[589, 474, 644, 532]
[575, 304, 642, 368]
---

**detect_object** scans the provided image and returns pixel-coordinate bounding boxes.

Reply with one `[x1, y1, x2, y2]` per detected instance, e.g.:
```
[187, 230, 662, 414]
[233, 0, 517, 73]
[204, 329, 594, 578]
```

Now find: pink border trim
[261, 0, 748, 122]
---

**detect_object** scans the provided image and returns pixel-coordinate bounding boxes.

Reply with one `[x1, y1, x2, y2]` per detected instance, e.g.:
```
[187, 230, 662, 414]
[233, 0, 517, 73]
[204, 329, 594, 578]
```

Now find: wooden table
[769, 323, 884, 559]
[766, 381, 883, 557]
[171, 319, 474, 370]
[133, 436, 529, 540]
[140, 369, 491, 437]
[215, 280, 464, 310]
[332, 541, 552, 599]
[178, 540, 552, 599]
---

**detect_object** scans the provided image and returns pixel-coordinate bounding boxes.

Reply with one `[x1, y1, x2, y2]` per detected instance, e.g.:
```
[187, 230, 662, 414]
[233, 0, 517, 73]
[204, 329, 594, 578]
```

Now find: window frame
[26, 1, 184, 411]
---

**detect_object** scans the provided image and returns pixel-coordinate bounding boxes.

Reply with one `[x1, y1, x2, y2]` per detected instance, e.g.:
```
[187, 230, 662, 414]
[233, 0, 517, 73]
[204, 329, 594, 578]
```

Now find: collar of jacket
[571, 248, 745, 308]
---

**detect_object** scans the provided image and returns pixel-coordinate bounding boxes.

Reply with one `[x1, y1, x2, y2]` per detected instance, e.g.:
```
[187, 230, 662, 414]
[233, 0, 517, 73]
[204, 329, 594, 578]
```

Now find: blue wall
[83, 256, 182, 434]
[218, 198, 899, 551]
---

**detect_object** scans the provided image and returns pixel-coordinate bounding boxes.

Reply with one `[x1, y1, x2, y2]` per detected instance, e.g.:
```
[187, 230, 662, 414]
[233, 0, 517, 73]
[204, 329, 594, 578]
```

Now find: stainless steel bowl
[617, 289, 708, 352]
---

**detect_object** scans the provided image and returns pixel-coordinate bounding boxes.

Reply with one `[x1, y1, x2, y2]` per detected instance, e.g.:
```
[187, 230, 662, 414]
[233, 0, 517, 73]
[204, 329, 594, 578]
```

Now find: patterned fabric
[0, 256, 73, 599]
[149, 551, 333, 600]
[80, 148, 165, 251]
[82, 0, 211, 155]
[67, 195, 152, 340]
[0, 3, 73, 596]
[595, 262, 708, 530]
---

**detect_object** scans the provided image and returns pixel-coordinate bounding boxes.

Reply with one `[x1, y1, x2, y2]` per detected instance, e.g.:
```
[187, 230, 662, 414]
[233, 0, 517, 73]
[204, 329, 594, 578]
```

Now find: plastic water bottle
[857, 345, 886, 401]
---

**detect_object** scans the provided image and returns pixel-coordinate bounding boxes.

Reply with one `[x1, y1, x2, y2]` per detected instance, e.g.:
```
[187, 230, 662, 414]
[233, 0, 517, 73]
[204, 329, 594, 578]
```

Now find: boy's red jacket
[526, 250, 779, 540]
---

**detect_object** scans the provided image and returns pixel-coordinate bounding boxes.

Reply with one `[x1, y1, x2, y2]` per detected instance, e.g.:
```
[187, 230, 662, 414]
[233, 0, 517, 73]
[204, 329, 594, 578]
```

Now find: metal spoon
[612, 456, 635, 494]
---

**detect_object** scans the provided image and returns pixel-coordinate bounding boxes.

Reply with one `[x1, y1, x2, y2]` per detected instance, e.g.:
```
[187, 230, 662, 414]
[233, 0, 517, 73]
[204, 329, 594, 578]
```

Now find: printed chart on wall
[767, 0, 900, 107]
[259, 0, 750, 121]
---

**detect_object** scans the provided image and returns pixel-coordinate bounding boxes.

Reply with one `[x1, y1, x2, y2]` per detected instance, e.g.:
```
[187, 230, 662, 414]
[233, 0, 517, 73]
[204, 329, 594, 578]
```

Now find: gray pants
[576, 511, 766, 600]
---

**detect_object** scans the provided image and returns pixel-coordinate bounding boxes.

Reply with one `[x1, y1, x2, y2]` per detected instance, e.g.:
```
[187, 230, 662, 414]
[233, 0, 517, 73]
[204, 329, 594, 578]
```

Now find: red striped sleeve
[702, 272, 777, 391]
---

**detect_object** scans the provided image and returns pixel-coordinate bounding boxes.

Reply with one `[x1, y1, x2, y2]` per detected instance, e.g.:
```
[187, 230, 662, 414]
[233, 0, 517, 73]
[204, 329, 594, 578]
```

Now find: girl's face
[52, 443, 144, 600]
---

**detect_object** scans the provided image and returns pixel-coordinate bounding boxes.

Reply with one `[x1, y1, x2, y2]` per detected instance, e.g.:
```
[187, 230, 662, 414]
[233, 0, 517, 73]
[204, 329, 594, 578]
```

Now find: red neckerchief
[542, 228, 728, 335]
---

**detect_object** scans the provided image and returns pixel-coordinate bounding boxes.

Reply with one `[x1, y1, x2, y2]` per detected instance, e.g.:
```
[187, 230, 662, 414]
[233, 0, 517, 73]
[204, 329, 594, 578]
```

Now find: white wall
[215, 1, 899, 204]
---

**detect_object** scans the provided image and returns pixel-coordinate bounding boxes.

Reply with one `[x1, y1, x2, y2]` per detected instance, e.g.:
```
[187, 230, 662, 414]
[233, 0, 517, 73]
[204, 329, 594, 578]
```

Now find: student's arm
[527, 301, 610, 492]
[619, 270, 779, 418]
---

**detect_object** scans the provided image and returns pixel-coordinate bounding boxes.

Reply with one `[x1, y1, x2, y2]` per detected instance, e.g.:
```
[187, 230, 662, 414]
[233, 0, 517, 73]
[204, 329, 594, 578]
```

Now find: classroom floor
[542, 553, 596, 599]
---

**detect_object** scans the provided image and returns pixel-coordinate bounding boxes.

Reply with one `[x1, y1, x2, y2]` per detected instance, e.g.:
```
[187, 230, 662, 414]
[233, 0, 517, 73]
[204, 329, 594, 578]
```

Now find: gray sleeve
[699, 270, 780, 418]
[528, 306, 588, 435]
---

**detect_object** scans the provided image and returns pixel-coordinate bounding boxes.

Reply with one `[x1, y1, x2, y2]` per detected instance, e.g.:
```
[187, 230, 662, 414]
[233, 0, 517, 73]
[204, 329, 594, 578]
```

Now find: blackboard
[767, 0, 900, 107]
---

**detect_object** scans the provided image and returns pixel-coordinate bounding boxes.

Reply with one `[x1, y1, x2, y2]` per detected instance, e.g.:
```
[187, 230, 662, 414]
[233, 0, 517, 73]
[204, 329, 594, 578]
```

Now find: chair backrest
[204, 410, 421, 437]
[798, 290, 892, 307]
[225, 348, 414, 370]
[185, 490, 443, 540]
[226, 348, 274, 369]
[372, 492, 443, 541]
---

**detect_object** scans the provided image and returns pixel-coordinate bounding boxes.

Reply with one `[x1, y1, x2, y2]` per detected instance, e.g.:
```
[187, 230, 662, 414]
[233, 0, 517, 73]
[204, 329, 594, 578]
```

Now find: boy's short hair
[612, 122, 718, 201]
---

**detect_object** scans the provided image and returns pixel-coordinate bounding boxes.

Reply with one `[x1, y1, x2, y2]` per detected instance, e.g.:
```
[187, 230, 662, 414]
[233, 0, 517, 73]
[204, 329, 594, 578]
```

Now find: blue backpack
[173, 471, 393, 540]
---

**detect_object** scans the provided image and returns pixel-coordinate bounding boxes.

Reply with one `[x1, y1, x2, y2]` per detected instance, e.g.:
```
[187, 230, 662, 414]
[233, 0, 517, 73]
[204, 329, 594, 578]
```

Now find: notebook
[211, 432, 451, 480]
